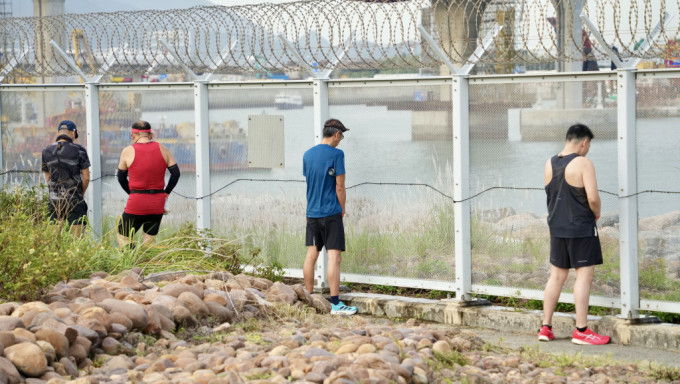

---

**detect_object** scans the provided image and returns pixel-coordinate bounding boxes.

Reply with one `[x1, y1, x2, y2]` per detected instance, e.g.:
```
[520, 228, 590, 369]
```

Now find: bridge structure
[1, 0, 680, 321]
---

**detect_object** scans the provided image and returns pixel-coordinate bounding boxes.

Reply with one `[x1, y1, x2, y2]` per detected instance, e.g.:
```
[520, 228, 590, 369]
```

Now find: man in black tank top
[538, 124, 610, 345]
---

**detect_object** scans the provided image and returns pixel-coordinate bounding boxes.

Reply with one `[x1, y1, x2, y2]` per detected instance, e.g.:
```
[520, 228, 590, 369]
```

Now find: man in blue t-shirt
[302, 118, 357, 316]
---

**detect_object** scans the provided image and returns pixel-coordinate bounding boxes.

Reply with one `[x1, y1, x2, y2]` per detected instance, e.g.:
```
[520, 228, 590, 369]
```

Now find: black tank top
[545, 153, 597, 238]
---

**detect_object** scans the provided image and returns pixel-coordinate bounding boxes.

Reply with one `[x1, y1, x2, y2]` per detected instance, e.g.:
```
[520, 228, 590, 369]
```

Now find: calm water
[136, 105, 680, 219]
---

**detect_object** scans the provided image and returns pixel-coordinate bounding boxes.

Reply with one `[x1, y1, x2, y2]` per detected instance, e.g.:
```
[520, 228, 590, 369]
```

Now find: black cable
[3, 170, 680, 202]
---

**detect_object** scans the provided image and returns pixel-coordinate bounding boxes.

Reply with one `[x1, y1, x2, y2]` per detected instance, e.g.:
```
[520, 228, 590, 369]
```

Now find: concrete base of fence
[341, 292, 680, 352]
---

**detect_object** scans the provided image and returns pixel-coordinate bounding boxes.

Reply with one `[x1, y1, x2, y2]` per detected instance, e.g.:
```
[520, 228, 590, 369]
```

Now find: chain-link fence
[207, 83, 313, 270]
[329, 80, 454, 281]
[97, 84, 196, 232]
[467, 75, 621, 306]
[2, 70, 680, 314]
[1, 87, 86, 185]
[636, 73, 680, 310]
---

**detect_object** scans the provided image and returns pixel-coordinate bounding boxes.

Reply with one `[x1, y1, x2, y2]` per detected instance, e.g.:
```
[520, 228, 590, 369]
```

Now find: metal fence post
[312, 78, 330, 292]
[0, 50, 29, 190]
[618, 69, 639, 318]
[418, 25, 499, 301]
[194, 80, 211, 232]
[85, 82, 102, 238]
[452, 74, 471, 300]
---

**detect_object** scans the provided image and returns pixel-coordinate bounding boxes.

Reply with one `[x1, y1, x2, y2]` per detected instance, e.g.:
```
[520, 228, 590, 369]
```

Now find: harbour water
[135, 104, 680, 220]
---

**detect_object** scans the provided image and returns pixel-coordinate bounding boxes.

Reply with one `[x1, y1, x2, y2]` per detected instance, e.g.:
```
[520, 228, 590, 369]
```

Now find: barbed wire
[0, 0, 678, 78]
[3, 169, 678, 202]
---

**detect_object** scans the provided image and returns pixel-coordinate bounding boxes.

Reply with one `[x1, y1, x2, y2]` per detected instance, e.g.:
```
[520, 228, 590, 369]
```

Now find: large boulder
[177, 292, 209, 318]
[36, 340, 56, 364]
[292, 284, 313, 305]
[225, 290, 247, 312]
[120, 275, 148, 291]
[0, 332, 16, 349]
[11, 302, 51, 319]
[99, 299, 149, 329]
[88, 285, 114, 302]
[4, 342, 47, 377]
[639, 211, 680, 231]
[310, 294, 331, 314]
[0, 304, 18, 317]
[34, 328, 69, 359]
[0, 318, 24, 332]
[151, 295, 180, 309]
[36, 319, 78, 345]
[205, 302, 234, 323]
[160, 283, 203, 299]
[0, 356, 21, 384]
[171, 306, 198, 328]
[265, 282, 298, 305]
[78, 307, 111, 332]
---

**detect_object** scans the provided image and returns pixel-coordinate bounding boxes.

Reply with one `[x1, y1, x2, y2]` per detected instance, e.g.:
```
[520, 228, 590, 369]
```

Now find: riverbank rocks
[0, 270, 341, 383]
[0, 270, 669, 383]
[4, 343, 47, 377]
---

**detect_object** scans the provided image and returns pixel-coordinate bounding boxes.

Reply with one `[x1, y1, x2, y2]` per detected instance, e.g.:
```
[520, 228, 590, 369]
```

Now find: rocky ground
[0, 269, 678, 384]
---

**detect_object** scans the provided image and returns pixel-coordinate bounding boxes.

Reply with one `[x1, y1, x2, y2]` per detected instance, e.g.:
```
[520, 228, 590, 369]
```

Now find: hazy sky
[13, 0, 297, 17]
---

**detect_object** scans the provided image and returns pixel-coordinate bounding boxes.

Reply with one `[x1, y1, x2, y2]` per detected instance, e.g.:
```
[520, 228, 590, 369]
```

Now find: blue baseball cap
[58, 120, 78, 139]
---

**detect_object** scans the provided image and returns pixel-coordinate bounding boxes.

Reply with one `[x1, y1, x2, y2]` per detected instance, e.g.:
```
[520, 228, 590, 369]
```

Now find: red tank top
[125, 142, 167, 215]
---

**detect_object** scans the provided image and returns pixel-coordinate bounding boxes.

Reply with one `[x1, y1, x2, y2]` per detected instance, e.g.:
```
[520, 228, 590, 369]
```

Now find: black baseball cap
[58, 120, 78, 139]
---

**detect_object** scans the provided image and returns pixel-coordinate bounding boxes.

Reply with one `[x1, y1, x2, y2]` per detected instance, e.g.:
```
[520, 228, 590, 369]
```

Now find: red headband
[131, 129, 151, 133]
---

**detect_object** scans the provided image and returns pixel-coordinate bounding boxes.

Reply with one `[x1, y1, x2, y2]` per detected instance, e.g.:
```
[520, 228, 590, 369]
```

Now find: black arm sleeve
[164, 164, 180, 195]
[117, 169, 130, 194]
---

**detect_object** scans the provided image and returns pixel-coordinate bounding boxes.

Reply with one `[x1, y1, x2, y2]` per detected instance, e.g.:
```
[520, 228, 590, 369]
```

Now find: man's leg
[71, 224, 84, 237]
[117, 213, 134, 249]
[573, 265, 595, 328]
[327, 249, 342, 297]
[117, 233, 131, 248]
[68, 202, 88, 237]
[542, 265, 569, 325]
[141, 233, 156, 246]
[303, 246, 320, 294]
[140, 215, 163, 247]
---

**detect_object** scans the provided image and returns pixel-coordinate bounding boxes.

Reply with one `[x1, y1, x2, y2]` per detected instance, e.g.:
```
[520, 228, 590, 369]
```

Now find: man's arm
[160, 144, 180, 195]
[117, 146, 131, 171]
[81, 168, 90, 194]
[543, 158, 552, 186]
[160, 144, 177, 167]
[44, 172, 50, 183]
[117, 147, 132, 194]
[582, 159, 601, 219]
[336, 174, 346, 217]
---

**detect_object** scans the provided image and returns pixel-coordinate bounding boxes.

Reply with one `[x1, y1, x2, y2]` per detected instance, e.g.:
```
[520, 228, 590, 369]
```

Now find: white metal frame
[3, 66, 680, 315]
[581, 11, 669, 319]
[418, 25, 502, 301]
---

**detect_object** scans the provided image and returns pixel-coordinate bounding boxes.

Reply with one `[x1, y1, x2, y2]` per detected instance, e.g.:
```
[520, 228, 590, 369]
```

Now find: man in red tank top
[116, 121, 180, 248]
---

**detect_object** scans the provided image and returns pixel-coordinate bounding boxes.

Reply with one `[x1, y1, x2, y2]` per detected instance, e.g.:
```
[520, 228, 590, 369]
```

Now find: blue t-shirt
[303, 144, 345, 218]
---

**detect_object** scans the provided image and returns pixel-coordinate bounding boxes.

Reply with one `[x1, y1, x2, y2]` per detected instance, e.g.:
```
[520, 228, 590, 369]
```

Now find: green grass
[0, 187, 284, 302]
[2, 185, 679, 320]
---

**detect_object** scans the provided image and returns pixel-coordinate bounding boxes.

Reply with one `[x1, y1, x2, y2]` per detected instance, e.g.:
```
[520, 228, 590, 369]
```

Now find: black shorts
[118, 212, 164, 236]
[48, 200, 88, 225]
[305, 213, 345, 252]
[550, 236, 603, 269]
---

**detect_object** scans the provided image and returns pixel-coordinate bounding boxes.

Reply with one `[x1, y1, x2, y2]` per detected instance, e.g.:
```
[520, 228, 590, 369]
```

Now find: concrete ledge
[341, 292, 680, 352]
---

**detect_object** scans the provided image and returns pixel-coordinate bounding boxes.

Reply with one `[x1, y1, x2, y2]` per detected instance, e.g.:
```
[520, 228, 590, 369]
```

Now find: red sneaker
[538, 325, 554, 341]
[571, 328, 610, 345]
